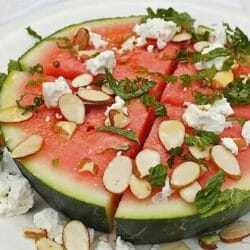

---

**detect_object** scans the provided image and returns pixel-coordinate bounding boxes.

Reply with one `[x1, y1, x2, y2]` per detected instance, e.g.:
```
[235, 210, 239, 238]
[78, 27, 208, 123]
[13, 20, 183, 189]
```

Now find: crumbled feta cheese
[119, 36, 135, 53]
[89, 31, 108, 49]
[210, 24, 227, 46]
[0, 171, 34, 216]
[105, 96, 128, 116]
[182, 98, 234, 134]
[95, 240, 113, 250]
[152, 177, 174, 203]
[55, 113, 63, 120]
[116, 151, 122, 156]
[242, 120, 250, 144]
[115, 236, 135, 250]
[133, 18, 180, 49]
[221, 138, 238, 155]
[42, 77, 72, 108]
[147, 44, 154, 52]
[34, 208, 68, 244]
[86, 50, 116, 75]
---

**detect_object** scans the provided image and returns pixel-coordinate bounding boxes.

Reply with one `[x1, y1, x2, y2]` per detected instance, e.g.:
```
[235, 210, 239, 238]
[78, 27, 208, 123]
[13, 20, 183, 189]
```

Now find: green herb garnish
[167, 146, 183, 168]
[226, 116, 246, 126]
[16, 93, 44, 113]
[105, 68, 156, 100]
[8, 59, 21, 73]
[223, 77, 250, 105]
[26, 79, 43, 87]
[55, 37, 76, 53]
[97, 126, 139, 143]
[176, 50, 191, 63]
[148, 164, 167, 188]
[51, 159, 60, 167]
[145, 7, 195, 33]
[193, 91, 222, 105]
[28, 63, 44, 75]
[26, 26, 42, 41]
[0, 73, 7, 87]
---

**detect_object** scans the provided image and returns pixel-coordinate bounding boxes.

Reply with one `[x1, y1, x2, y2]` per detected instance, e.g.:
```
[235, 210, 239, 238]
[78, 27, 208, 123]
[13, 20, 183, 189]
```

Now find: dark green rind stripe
[115, 198, 250, 244]
[15, 161, 111, 232]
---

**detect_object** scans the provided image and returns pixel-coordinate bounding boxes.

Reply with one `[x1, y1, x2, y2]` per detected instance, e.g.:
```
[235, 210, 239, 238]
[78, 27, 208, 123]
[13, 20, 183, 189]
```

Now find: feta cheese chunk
[115, 236, 135, 250]
[0, 171, 34, 216]
[242, 120, 250, 144]
[152, 177, 174, 203]
[34, 208, 68, 244]
[42, 77, 72, 108]
[86, 50, 116, 75]
[89, 31, 108, 49]
[221, 138, 238, 155]
[182, 98, 234, 134]
[119, 36, 135, 53]
[133, 18, 180, 49]
[95, 240, 112, 250]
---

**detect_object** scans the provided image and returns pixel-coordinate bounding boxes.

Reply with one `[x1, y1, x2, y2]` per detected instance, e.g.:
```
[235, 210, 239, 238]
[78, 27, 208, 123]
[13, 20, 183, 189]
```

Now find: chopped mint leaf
[223, 77, 250, 105]
[148, 164, 167, 188]
[28, 63, 43, 75]
[97, 126, 139, 143]
[8, 59, 21, 73]
[196, 130, 220, 145]
[195, 170, 225, 215]
[105, 68, 156, 101]
[26, 79, 43, 87]
[55, 37, 76, 54]
[167, 146, 183, 168]
[26, 26, 42, 41]
[222, 56, 234, 71]
[193, 92, 223, 105]
[191, 48, 232, 64]
[16, 93, 44, 114]
[155, 102, 167, 117]
[226, 116, 246, 126]
[0, 73, 7, 87]
[176, 50, 191, 63]
[51, 159, 59, 167]
[145, 7, 195, 33]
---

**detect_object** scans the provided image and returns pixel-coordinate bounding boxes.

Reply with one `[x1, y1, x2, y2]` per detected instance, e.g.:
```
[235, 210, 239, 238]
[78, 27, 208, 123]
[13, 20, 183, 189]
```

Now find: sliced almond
[172, 33, 192, 42]
[11, 134, 43, 158]
[73, 28, 90, 50]
[101, 82, 114, 95]
[135, 148, 161, 178]
[23, 226, 47, 240]
[109, 109, 130, 128]
[158, 120, 185, 151]
[179, 181, 202, 203]
[212, 70, 234, 89]
[193, 41, 210, 52]
[188, 146, 211, 160]
[211, 145, 241, 180]
[63, 220, 90, 250]
[129, 174, 151, 199]
[170, 161, 200, 189]
[0, 106, 32, 123]
[35, 237, 63, 250]
[58, 93, 85, 124]
[234, 138, 248, 151]
[78, 89, 113, 105]
[78, 50, 99, 60]
[103, 155, 132, 194]
[79, 158, 98, 175]
[157, 241, 191, 250]
[71, 73, 93, 88]
[54, 121, 77, 139]
[219, 220, 250, 243]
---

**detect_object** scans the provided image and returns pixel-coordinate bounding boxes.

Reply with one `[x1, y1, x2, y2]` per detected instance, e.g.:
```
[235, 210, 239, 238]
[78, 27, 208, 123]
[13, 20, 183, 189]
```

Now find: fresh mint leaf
[28, 64, 43, 75]
[223, 77, 250, 105]
[145, 7, 195, 32]
[105, 68, 156, 101]
[51, 159, 60, 167]
[191, 48, 232, 64]
[26, 26, 42, 41]
[155, 102, 167, 117]
[26, 79, 43, 87]
[16, 93, 44, 114]
[8, 59, 21, 73]
[195, 170, 225, 215]
[193, 92, 222, 105]
[97, 126, 139, 143]
[55, 37, 76, 53]
[167, 147, 183, 168]
[148, 164, 167, 188]
[226, 116, 246, 126]
[176, 50, 191, 63]
[196, 130, 220, 145]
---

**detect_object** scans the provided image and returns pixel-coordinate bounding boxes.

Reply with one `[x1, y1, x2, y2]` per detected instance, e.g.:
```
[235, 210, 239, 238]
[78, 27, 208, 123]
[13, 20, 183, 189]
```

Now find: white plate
[0, 0, 250, 249]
